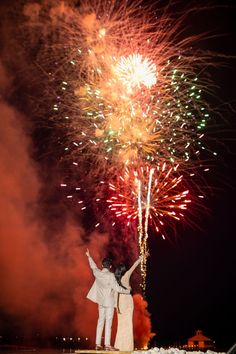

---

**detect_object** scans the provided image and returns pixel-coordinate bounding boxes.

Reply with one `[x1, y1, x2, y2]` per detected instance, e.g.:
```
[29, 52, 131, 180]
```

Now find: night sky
[147, 1, 236, 350]
[146, 2, 236, 350]
[0, 0, 235, 352]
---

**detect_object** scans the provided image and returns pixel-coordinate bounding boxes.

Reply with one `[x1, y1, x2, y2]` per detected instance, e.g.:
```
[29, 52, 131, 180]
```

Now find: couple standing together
[86, 249, 142, 351]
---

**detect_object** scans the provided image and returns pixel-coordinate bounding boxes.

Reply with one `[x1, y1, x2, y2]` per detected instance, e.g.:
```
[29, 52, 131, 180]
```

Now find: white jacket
[86, 256, 130, 307]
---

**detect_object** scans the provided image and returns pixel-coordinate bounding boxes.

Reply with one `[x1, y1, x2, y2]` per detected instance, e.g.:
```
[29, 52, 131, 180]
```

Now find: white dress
[114, 258, 141, 351]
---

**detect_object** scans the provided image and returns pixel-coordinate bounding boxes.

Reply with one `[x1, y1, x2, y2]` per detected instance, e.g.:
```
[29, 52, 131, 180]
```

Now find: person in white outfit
[86, 249, 130, 351]
[114, 257, 142, 351]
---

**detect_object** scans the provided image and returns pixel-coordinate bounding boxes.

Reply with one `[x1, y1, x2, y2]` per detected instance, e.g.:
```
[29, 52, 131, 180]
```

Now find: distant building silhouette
[186, 330, 214, 350]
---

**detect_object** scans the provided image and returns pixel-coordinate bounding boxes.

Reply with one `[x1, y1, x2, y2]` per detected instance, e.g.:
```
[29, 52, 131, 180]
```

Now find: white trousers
[96, 305, 114, 346]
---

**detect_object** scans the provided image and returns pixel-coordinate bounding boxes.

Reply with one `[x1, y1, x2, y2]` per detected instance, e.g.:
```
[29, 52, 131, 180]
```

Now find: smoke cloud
[0, 82, 109, 339]
[133, 294, 155, 348]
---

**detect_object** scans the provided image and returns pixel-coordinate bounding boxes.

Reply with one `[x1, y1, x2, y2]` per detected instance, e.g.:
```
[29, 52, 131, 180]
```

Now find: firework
[113, 54, 157, 90]
[18, 0, 219, 288]
[20, 0, 216, 178]
[104, 163, 194, 286]
[106, 164, 191, 236]
[63, 53, 212, 174]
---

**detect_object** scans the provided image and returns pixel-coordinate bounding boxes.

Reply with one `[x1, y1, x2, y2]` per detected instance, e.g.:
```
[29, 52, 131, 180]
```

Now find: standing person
[86, 249, 130, 351]
[114, 257, 142, 351]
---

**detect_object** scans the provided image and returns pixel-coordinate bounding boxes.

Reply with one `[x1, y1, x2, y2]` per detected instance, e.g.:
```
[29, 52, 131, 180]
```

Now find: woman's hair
[115, 263, 127, 289]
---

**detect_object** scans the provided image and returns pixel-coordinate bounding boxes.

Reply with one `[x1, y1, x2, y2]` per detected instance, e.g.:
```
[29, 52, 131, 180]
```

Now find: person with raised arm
[86, 249, 130, 351]
[114, 256, 143, 351]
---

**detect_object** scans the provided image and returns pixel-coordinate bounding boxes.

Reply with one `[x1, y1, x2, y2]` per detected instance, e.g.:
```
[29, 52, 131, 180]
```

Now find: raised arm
[125, 256, 142, 278]
[86, 249, 99, 275]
